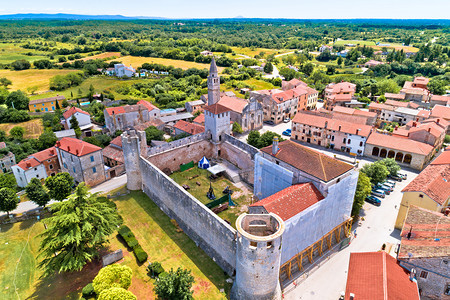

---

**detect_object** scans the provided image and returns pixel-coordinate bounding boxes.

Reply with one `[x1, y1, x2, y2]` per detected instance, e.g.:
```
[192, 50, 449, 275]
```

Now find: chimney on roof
[26, 162, 31, 168]
[50, 149, 54, 155]
[349, 293, 355, 300]
[428, 127, 431, 133]
[437, 119, 440, 124]
[412, 122, 416, 127]
[67, 146, 71, 151]
[76, 149, 79, 155]
[272, 136, 279, 155]
[56, 141, 60, 147]
[338, 125, 341, 131]
[356, 128, 360, 134]
[324, 121, 328, 129]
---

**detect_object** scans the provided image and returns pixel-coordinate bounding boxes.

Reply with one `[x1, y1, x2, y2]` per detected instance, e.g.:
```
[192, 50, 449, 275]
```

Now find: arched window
[380, 149, 387, 158]
[395, 152, 404, 162]
[388, 150, 395, 159]
[372, 147, 380, 156]
[403, 154, 412, 164]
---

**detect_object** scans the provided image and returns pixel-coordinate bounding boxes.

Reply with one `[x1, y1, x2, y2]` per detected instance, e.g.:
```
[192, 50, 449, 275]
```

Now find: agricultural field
[369, 44, 420, 53]
[0, 119, 44, 139]
[0, 43, 48, 64]
[58, 52, 122, 65]
[230, 47, 290, 58]
[170, 167, 251, 227]
[332, 40, 377, 46]
[0, 69, 76, 93]
[108, 56, 221, 71]
[109, 189, 230, 299]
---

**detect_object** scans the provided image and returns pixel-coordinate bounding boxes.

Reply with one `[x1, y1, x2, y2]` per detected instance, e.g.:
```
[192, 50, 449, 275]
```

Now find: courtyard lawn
[109, 190, 230, 300]
[107, 56, 222, 72]
[170, 167, 251, 227]
[0, 69, 77, 93]
[0, 119, 44, 139]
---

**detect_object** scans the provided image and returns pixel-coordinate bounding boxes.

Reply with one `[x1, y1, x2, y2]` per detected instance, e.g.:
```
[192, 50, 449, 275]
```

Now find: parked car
[389, 175, 403, 182]
[377, 183, 393, 192]
[371, 189, 386, 198]
[398, 173, 407, 180]
[282, 129, 292, 136]
[365, 195, 381, 206]
[382, 182, 395, 190]
[384, 180, 396, 187]
[375, 185, 391, 195]
[264, 120, 275, 125]
[283, 118, 291, 123]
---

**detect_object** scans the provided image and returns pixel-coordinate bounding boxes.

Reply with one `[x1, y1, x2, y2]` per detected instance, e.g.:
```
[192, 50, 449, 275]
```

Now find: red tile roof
[413, 76, 429, 85]
[399, 206, 450, 259]
[250, 183, 324, 221]
[416, 110, 430, 118]
[16, 157, 41, 171]
[431, 94, 450, 103]
[385, 93, 406, 101]
[55, 137, 102, 157]
[345, 252, 420, 300]
[110, 136, 122, 148]
[325, 82, 356, 94]
[292, 112, 372, 137]
[368, 102, 395, 111]
[103, 144, 124, 163]
[332, 106, 377, 118]
[133, 119, 164, 131]
[137, 100, 159, 111]
[385, 99, 409, 107]
[203, 103, 231, 115]
[431, 105, 450, 120]
[402, 162, 450, 205]
[218, 96, 248, 113]
[173, 120, 205, 135]
[261, 140, 354, 182]
[431, 150, 450, 165]
[366, 132, 434, 156]
[105, 106, 126, 115]
[193, 113, 205, 124]
[271, 89, 299, 104]
[63, 107, 90, 120]
[409, 122, 444, 139]
[31, 147, 57, 162]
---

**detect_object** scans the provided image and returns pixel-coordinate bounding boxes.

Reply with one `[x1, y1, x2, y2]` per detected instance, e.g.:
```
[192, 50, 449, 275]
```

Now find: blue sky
[1, 0, 449, 19]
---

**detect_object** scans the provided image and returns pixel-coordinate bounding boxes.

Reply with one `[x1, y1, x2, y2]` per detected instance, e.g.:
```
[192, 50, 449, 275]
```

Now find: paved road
[263, 64, 282, 79]
[274, 51, 295, 58]
[1, 174, 127, 217]
[283, 160, 419, 300]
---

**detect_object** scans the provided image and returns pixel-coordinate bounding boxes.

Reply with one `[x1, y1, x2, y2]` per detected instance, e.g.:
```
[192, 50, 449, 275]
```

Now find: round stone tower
[231, 213, 285, 300]
[121, 130, 147, 190]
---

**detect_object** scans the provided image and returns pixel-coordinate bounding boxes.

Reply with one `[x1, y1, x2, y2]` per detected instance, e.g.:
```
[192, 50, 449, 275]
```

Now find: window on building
[267, 241, 273, 248]
[49, 164, 53, 169]
[419, 271, 428, 279]
[250, 241, 257, 248]
[360, 141, 363, 147]
[36, 174, 39, 178]
[73, 167, 76, 173]
[63, 163, 67, 168]
[93, 167, 97, 173]
[90, 156, 94, 162]
[419, 194, 424, 198]
[61, 152, 64, 158]
[445, 284, 450, 296]
[343, 138, 346, 143]
[34, 168, 37, 171]
[348, 139, 351, 144]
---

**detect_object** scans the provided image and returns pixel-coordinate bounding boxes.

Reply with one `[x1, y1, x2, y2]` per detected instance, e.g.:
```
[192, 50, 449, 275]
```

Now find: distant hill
[0, 13, 167, 20]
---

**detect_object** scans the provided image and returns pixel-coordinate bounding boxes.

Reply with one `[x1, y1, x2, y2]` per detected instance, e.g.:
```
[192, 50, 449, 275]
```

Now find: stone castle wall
[139, 156, 237, 275]
[147, 132, 207, 156]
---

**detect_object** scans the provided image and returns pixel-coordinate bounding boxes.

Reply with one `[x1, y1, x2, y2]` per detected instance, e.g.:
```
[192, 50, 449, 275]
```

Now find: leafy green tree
[428, 79, 446, 95]
[361, 161, 389, 185]
[263, 62, 273, 74]
[376, 79, 400, 95]
[11, 59, 31, 70]
[258, 131, 283, 149]
[380, 158, 400, 177]
[6, 90, 29, 110]
[45, 172, 73, 201]
[70, 116, 80, 130]
[247, 130, 261, 148]
[145, 126, 164, 145]
[0, 187, 18, 216]
[9, 126, 25, 139]
[98, 287, 136, 300]
[38, 183, 121, 274]
[0, 77, 12, 87]
[38, 129, 57, 150]
[25, 178, 50, 207]
[0, 173, 17, 190]
[154, 268, 195, 300]
[93, 264, 133, 294]
[232, 122, 243, 134]
[337, 56, 343, 66]
[352, 172, 372, 216]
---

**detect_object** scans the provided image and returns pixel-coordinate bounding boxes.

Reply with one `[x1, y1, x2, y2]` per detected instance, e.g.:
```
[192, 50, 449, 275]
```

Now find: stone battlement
[147, 132, 208, 157]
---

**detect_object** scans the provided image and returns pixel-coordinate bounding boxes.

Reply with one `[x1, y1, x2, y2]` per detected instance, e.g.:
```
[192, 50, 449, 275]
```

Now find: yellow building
[395, 150, 450, 229]
[28, 95, 66, 112]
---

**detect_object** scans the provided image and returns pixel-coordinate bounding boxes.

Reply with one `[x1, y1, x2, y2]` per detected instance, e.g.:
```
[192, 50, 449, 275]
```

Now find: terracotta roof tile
[250, 183, 324, 221]
[63, 107, 90, 120]
[15, 157, 41, 171]
[385, 98, 408, 107]
[325, 82, 356, 94]
[203, 103, 231, 115]
[173, 120, 205, 135]
[105, 106, 126, 115]
[137, 100, 159, 111]
[399, 206, 450, 259]
[217, 96, 248, 113]
[366, 132, 433, 156]
[332, 106, 377, 118]
[431, 105, 450, 120]
[369, 102, 395, 111]
[55, 137, 102, 157]
[31, 147, 57, 162]
[261, 140, 354, 182]
[345, 252, 420, 300]
[103, 144, 124, 163]
[110, 136, 122, 148]
[402, 163, 450, 205]
[29, 95, 65, 105]
[193, 113, 205, 124]
[133, 119, 164, 131]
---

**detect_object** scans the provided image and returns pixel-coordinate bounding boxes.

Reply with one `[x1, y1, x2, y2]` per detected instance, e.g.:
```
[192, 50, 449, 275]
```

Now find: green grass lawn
[0, 43, 48, 64]
[333, 40, 376, 46]
[169, 167, 251, 227]
[109, 189, 230, 299]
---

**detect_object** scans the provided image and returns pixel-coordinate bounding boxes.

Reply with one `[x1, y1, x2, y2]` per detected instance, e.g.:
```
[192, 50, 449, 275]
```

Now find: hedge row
[118, 225, 148, 263]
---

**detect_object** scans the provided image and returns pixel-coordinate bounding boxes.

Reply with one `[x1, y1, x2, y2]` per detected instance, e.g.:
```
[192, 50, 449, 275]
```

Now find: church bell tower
[207, 57, 221, 106]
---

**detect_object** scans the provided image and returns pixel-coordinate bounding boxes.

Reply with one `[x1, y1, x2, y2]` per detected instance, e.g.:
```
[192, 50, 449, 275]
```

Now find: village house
[397, 206, 450, 299]
[28, 95, 66, 112]
[54, 129, 76, 140]
[282, 78, 319, 110]
[364, 132, 434, 170]
[431, 105, 450, 122]
[193, 113, 205, 125]
[369, 102, 429, 125]
[430, 94, 450, 107]
[185, 99, 206, 114]
[393, 120, 446, 148]
[417, 117, 450, 133]
[291, 112, 372, 155]
[55, 137, 106, 187]
[250, 89, 299, 124]
[103, 136, 124, 168]
[400, 76, 431, 102]
[319, 45, 332, 52]
[200, 50, 213, 56]
[137, 100, 161, 119]
[0, 142, 15, 174]
[395, 150, 450, 229]
[104, 104, 150, 133]
[11, 147, 60, 188]
[172, 120, 205, 136]
[364, 59, 384, 68]
[331, 106, 377, 126]
[114, 63, 135, 77]
[323, 82, 356, 110]
[344, 252, 420, 300]
[62, 107, 92, 130]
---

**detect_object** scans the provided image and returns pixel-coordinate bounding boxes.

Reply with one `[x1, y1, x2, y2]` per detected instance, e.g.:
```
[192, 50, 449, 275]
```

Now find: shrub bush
[127, 238, 139, 249]
[147, 262, 165, 278]
[133, 246, 148, 263]
[82, 283, 95, 298]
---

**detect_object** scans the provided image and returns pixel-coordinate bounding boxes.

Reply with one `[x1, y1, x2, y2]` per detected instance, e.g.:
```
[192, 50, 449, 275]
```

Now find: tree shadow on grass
[0, 222, 14, 232]
[19, 219, 35, 230]
[115, 191, 231, 296]
[26, 259, 102, 300]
